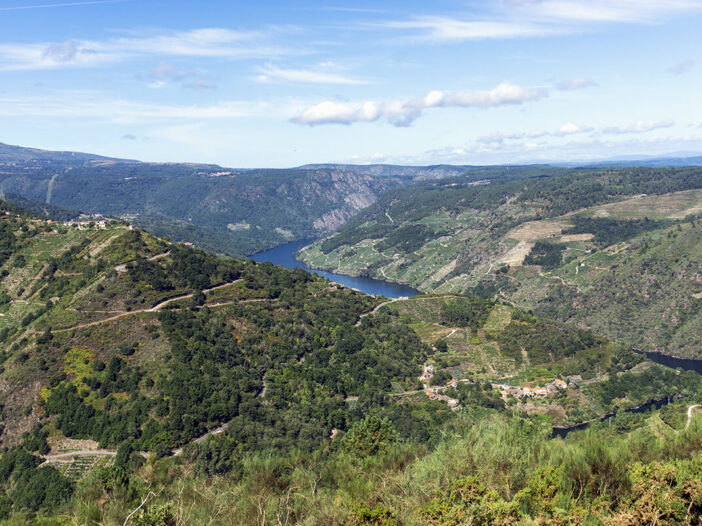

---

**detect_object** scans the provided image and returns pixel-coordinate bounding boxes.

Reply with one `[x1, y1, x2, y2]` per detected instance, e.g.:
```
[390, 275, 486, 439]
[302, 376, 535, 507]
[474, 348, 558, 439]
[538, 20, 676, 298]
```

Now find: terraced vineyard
[301, 167, 702, 358]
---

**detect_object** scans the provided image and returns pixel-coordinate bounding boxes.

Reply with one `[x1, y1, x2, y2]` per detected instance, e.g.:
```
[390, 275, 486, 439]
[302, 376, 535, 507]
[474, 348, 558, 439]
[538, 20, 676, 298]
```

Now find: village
[419, 364, 569, 411]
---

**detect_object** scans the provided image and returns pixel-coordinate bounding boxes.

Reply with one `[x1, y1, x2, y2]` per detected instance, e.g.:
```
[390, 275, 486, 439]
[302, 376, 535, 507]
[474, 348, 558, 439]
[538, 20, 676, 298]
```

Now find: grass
[584, 188, 702, 220]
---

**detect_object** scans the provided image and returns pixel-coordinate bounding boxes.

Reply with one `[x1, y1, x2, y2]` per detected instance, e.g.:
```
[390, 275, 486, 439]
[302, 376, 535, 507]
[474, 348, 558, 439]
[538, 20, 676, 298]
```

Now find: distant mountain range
[1, 140, 702, 257]
[0, 142, 473, 256]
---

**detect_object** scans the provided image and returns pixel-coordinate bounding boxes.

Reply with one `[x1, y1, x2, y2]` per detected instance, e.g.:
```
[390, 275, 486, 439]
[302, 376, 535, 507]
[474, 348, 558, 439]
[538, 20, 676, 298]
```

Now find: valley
[300, 166, 702, 359]
[0, 156, 701, 524]
[4, 1, 702, 522]
[0, 142, 474, 257]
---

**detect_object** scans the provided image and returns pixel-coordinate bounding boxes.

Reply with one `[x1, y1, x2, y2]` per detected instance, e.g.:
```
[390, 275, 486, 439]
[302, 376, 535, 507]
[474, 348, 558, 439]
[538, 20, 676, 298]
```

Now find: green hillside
[1, 199, 701, 524]
[300, 167, 702, 358]
[0, 142, 481, 257]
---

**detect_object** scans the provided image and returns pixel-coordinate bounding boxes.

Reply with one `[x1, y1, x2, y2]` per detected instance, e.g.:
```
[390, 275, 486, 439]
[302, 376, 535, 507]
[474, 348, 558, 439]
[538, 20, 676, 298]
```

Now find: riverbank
[633, 348, 702, 374]
[552, 395, 685, 438]
[250, 238, 420, 298]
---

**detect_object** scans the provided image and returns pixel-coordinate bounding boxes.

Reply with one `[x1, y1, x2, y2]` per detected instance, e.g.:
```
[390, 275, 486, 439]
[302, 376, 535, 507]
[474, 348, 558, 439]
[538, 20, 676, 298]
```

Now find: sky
[0, 0, 701, 167]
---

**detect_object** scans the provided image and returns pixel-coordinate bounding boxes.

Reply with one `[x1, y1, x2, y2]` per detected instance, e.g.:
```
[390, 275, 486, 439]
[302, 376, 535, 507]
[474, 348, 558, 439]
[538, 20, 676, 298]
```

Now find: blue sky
[0, 0, 701, 167]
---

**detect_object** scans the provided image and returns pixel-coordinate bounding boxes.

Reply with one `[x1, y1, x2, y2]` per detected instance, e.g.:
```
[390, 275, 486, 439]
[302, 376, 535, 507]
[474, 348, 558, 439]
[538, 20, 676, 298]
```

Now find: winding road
[42, 423, 231, 463]
[355, 298, 404, 326]
[53, 278, 242, 333]
[114, 251, 170, 273]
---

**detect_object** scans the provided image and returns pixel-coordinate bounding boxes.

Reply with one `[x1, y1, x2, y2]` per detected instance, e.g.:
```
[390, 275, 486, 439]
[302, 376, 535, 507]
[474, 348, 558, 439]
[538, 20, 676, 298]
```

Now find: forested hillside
[0, 199, 701, 524]
[0, 142, 481, 257]
[301, 166, 702, 358]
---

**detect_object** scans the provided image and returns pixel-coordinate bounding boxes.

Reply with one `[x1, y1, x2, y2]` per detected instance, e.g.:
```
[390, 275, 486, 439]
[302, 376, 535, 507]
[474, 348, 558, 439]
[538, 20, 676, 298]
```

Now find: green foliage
[498, 318, 603, 365]
[375, 224, 434, 254]
[346, 503, 397, 526]
[565, 215, 673, 247]
[523, 241, 566, 270]
[0, 151, 457, 256]
[419, 476, 519, 525]
[128, 245, 241, 292]
[0, 446, 74, 517]
[132, 502, 176, 526]
[440, 296, 492, 330]
[455, 382, 505, 410]
[341, 415, 399, 458]
[589, 367, 699, 407]
[513, 466, 562, 517]
[0, 221, 18, 267]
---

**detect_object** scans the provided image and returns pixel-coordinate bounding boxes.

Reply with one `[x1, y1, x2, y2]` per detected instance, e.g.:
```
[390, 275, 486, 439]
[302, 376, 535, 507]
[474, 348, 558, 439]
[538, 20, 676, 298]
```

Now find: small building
[546, 379, 568, 393]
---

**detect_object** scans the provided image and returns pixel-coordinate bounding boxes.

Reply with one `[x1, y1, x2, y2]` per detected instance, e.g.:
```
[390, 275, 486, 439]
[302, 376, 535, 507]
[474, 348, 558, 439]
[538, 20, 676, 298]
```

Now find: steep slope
[0, 142, 476, 257]
[0, 200, 701, 524]
[493, 215, 702, 358]
[0, 205, 427, 453]
[300, 167, 702, 357]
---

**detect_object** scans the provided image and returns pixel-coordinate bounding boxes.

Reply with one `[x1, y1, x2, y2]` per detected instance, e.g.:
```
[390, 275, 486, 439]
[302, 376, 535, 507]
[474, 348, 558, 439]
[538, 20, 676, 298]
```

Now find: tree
[341, 415, 398, 458]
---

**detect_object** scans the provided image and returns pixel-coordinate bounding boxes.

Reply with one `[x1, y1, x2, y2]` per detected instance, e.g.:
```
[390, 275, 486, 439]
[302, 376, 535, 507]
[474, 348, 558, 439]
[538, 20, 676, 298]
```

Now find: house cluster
[495, 378, 568, 399]
[420, 365, 460, 410]
[63, 218, 111, 230]
[424, 388, 460, 410]
[419, 364, 434, 384]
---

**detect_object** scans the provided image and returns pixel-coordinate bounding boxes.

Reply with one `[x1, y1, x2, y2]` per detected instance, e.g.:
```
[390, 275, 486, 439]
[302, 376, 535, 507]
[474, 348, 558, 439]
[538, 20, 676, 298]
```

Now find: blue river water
[633, 349, 702, 374]
[250, 239, 420, 298]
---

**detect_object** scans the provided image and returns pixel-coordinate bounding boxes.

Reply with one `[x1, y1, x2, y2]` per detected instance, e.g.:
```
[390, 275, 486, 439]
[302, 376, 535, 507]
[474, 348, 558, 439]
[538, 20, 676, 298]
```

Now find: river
[250, 239, 420, 299]
[552, 349, 702, 438]
[633, 349, 702, 374]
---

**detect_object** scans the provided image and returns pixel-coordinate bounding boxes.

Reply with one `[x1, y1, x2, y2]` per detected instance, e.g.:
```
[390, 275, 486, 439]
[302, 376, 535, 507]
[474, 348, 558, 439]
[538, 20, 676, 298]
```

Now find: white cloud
[555, 122, 592, 135]
[0, 93, 266, 123]
[477, 131, 526, 144]
[292, 82, 547, 126]
[556, 78, 597, 90]
[151, 62, 184, 80]
[0, 0, 124, 11]
[146, 62, 217, 90]
[385, 1, 702, 42]
[666, 59, 695, 75]
[185, 79, 217, 90]
[0, 28, 290, 71]
[42, 40, 80, 62]
[386, 17, 555, 40]
[516, 0, 702, 23]
[292, 100, 381, 125]
[255, 64, 371, 85]
[420, 135, 702, 165]
[477, 123, 591, 143]
[603, 120, 675, 134]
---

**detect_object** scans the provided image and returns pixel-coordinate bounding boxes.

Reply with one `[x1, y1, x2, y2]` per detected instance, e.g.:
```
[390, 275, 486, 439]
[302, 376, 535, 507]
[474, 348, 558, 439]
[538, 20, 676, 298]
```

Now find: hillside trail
[53, 278, 242, 332]
[171, 423, 229, 456]
[42, 423, 230, 462]
[42, 450, 116, 460]
[114, 251, 170, 273]
[356, 297, 406, 326]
